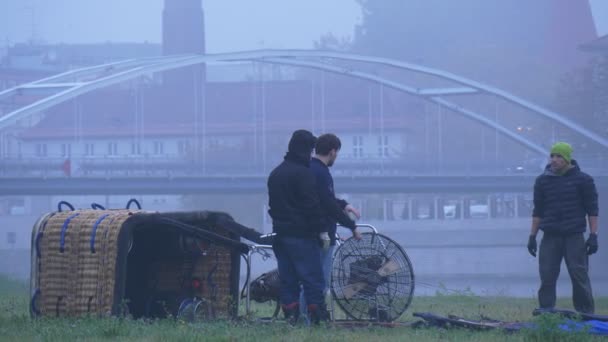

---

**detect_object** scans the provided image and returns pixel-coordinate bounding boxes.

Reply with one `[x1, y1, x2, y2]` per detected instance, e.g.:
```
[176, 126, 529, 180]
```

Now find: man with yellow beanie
[528, 142, 599, 314]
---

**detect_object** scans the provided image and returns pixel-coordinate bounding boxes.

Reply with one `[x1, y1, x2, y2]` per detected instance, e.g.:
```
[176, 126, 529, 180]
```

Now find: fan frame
[330, 231, 415, 322]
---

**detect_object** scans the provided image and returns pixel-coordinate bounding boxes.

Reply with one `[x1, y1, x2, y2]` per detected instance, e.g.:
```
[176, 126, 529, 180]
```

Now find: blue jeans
[273, 236, 325, 308]
[300, 244, 335, 317]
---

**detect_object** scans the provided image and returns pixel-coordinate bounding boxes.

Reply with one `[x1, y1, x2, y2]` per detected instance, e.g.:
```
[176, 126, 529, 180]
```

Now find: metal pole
[132, 84, 137, 158]
[252, 63, 258, 167]
[425, 103, 430, 168]
[481, 125, 485, 165]
[494, 96, 499, 166]
[380, 85, 385, 173]
[140, 78, 145, 148]
[321, 72, 326, 133]
[261, 65, 267, 173]
[201, 70, 207, 175]
[368, 85, 372, 137]
[194, 70, 200, 165]
[437, 103, 442, 174]
[311, 78, 315, 133]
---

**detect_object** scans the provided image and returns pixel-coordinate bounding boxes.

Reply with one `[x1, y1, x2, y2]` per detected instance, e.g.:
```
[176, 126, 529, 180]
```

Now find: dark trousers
[273, 236, 325, 307]
[538, 233, 594, 313]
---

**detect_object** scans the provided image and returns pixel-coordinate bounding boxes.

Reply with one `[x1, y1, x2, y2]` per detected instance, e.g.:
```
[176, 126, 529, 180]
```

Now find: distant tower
[162, 0, 206, 116]
[546, 0, 597, 68]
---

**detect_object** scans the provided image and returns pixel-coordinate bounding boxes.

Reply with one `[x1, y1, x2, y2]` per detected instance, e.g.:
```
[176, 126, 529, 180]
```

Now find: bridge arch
[1, 50, 604, 155]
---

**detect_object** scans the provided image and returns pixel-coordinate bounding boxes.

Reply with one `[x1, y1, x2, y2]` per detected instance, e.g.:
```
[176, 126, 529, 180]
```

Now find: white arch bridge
[1, 49, 607, 158]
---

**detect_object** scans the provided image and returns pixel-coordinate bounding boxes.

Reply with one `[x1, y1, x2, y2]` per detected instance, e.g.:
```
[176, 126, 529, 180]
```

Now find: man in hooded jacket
[267, 129, 328, 324]
[528, 142, 599, 314]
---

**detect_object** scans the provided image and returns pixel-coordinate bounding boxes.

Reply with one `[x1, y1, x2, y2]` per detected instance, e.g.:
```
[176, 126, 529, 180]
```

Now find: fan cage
[330, 232, 415, 322]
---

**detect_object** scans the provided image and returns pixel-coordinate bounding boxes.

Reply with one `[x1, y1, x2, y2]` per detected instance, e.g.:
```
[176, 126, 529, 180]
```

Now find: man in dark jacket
[311, 134, 361, 276]
[528, 142, 599, 314]
[299, 133, 361, 322]
[267, 129, 328, 324]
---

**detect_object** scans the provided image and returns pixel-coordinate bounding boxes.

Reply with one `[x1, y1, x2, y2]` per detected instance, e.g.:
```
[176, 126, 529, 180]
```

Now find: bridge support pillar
[411, 199, 419, 220]
[434, 197, 440, 220]
[459, 197, 465, 220]
[408, 198, 413, 221]
[463, 198, 471, 219]
[382, 199, 388, 222]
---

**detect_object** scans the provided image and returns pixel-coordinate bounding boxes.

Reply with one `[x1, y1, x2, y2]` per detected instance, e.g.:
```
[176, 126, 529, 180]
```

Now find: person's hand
[527, 235, 537, 257]
[352, 227, 362, 241]
[320, 232, 330, 251]
[586, 233, 598, 255]
[344, 204, 361, 220]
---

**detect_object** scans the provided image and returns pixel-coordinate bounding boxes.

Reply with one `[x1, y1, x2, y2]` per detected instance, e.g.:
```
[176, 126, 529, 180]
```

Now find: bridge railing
[1, 156, 607, 178]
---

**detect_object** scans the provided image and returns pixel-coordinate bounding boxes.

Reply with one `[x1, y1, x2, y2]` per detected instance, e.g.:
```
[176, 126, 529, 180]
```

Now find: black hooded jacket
[267, 130, 324, 239]
[532, 159, 599, 235]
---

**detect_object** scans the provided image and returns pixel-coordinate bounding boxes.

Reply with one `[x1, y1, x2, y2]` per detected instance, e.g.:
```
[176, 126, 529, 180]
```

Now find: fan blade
[377, 259, 400, 277]
[342, 282, 367, 299]
[342, 260, 400, 299]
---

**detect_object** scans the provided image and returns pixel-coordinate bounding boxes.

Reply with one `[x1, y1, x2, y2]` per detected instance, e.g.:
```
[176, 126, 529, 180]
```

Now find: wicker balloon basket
[30, 209, 246, 319]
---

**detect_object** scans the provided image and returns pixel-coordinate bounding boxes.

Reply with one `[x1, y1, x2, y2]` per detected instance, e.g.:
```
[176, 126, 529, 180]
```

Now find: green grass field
[1, 275, 605, 341]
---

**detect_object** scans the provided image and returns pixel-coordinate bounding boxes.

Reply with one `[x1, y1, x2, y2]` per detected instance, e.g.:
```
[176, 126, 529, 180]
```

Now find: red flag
[62, 159, 71, 177]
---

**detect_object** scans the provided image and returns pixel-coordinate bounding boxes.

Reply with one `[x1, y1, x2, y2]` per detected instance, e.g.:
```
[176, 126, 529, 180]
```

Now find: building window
[61, 143, 71, 158]
[178, 140, 191, 155]
[6, 232, 16, 246]
[35, 143, 47, 157]
[208, 139, 220, 149]
[353, 136, 363, 158]
[131, 142, 141, 155]
[153, 141, 164, 155]
[378, 135, 389, 158]
[84, 143, 95, 156]
[108, 142, 118, 156]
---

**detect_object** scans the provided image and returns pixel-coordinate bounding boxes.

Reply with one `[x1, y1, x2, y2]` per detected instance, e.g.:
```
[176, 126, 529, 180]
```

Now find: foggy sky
[0, 0, 606, 52]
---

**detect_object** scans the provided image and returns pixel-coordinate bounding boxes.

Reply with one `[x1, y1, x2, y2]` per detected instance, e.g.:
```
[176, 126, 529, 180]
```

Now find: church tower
[162, 0, 206, 116]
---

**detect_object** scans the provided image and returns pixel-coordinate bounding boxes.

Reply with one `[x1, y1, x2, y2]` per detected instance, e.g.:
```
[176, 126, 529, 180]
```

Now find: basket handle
[126, 198, 142, 210]
[59, 213, 80, 252]
[91, 203, 106, 210]
[90, 214, 110, 253]
[57, 201, 75, 212]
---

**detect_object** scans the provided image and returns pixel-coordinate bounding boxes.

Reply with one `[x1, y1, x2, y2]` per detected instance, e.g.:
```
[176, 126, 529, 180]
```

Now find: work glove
[586, 233, 598, 255]
[352, 227, 362, 241]
[320, 232, 330, 252]
[527, 235, 537, 257]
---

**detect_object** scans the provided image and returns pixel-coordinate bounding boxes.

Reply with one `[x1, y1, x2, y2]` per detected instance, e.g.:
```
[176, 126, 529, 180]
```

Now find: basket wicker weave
[30, 209, 245, 319]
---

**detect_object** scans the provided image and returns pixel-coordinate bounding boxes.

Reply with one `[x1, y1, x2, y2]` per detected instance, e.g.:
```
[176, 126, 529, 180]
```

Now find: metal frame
[241, 223, 379, 321]
[2, 50, 606, 153]
[330, 224, 379, 321]
[243, 244, 274, 315]
[254, 57, 546, 155]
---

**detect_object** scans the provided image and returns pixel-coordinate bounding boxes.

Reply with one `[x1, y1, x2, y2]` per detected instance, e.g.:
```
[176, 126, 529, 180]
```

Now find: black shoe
[308, 304, 329, 325]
